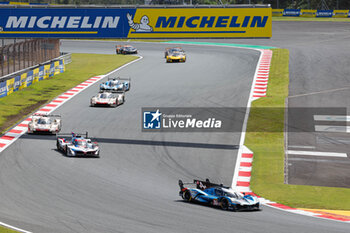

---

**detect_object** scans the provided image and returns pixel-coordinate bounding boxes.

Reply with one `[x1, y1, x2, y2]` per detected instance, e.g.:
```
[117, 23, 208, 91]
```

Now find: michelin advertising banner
[0, 7, 272, 38]
[275, 9, 350, 18]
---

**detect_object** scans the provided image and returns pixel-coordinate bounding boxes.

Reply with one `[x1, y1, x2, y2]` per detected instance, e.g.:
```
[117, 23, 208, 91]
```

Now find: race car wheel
[220, 198, 229, 210]
[65, 145, 70, 156]
[231, 204, 238, 212]
[56, 140, 60, 150]
[183, 190, 192, 202]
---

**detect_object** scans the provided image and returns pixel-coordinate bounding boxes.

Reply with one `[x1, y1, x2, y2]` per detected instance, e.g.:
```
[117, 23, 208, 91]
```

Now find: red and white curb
[234, 148, 350, 222]
[232, 49, 350, 223]
[0, 76, 104, 154]
[252, 49, 272, 100]
[234, 146, 254, 194]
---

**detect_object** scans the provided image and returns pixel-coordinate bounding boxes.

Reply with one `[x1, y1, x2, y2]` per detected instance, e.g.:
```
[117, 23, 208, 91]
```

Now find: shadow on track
[20, 134, 239, 150]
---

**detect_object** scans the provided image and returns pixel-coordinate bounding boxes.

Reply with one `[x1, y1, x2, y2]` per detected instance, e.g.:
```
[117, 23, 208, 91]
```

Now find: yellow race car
[166, 51, 186, 63]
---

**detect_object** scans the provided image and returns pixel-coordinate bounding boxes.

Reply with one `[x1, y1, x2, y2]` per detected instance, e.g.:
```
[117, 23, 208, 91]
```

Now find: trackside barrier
[273, 9, 350, 18]
[0, 58, 65, 98]
[0, 5, 272, 38]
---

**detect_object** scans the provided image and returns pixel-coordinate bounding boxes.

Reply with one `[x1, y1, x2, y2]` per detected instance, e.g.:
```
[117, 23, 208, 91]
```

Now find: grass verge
[0, 53, 137, 134]
[273, 16, 350, 22]
[0, 226, 19, 233]
[247, 48, 350, 210]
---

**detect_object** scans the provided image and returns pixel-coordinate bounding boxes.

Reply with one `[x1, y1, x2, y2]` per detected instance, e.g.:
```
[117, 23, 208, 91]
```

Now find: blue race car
[100, 77, 131, 92]
[179, 179, 260, 211]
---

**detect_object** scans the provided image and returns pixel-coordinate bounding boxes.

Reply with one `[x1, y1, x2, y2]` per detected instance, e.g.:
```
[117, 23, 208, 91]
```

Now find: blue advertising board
[0, 8, 137, 38]
[38, 65, 44, 81]
[13, 75, 21, 92]
[316, 10, 333, 17]
[283, 9, 301, 17]
[26, 70, 33, 87]
[59, 60, 64, 73]
[0, 80, 6, 98]
[49, 63, 55, 78]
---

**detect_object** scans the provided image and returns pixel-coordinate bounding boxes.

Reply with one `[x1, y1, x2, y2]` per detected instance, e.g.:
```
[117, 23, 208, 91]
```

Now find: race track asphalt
[191, 21, 350, 188]
[0, 22, 349, 232]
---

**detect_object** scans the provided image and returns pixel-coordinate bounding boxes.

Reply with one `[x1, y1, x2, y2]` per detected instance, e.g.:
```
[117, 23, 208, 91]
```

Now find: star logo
[151, 109, 162, 122]
[143, 109, 162, 129]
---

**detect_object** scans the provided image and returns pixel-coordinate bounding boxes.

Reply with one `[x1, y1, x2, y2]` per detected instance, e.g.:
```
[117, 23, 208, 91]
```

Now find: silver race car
[90, 91, 125, 107]
[28, 114, 61, 134]
[56, 132, 100, 158]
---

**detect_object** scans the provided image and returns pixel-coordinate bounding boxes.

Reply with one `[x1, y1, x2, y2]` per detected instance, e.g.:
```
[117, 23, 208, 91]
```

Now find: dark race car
[178, 179, 260, 211]
[116, 45, 138, 54]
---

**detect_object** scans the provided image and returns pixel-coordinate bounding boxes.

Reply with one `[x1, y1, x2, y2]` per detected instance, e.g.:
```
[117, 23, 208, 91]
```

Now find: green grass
[247, 48, 350, 210]
[0, 53, 137, 134]
[273, 16, 350, 22]
[0, 226, 19, 233]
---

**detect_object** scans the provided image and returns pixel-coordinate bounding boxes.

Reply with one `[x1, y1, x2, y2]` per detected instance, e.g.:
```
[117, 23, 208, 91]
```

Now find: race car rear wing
[179, 179, 228, 191]
[99, 89, 125, 94]
[56, 132, 88, 138]
[108, 77, 131, 81]
[32, 113, 61, 118]
[116, 44, 130, 47]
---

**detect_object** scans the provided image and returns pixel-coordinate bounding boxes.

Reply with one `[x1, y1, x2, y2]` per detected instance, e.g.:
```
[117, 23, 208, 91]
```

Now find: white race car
[56, 132, 100, 158]
[28, 114, 61, 134]
[90, 91, 125, 107]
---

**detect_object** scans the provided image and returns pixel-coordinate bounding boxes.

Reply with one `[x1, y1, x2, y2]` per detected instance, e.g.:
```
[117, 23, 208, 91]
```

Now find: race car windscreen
[37, 118, 52, 124]
[99, 93, 109, 98]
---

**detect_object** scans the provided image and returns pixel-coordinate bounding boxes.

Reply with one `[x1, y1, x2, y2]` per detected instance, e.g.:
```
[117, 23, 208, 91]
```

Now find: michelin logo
[4, 16, 120, 29]
[143, 109, 162, 129]
[127, 13, 153, 32]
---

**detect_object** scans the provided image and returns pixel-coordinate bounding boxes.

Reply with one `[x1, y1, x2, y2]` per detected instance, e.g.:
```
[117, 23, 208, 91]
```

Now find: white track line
[315, 125, 350, 133]
[314, 115, 350, 122]
[287, 150, 347, 158]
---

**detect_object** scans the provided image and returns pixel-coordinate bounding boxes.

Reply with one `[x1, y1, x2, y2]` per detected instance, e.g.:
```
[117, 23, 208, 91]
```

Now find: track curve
[0, 24, 349, 232]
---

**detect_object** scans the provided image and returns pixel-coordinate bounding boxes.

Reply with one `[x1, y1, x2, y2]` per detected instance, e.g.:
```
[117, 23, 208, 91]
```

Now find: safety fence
[0, 58, 65, 98]
[273, 9, 350, 18]
[0, 39, 60, 77]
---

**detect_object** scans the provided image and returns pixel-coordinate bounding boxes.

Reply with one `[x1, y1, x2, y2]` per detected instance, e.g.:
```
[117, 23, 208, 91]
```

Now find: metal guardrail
[59, 53, 72, 65]
[0, 39, 60, 78]
[0, 53, 71, 82]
